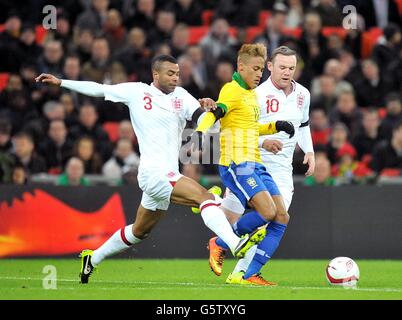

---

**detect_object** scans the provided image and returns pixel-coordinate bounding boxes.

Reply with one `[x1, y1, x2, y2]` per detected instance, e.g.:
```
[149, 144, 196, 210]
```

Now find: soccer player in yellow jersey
[193, 44, 295, 285]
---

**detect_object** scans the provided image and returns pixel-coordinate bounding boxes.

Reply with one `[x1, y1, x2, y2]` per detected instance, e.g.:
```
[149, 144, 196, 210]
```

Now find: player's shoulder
[174, 86, 191, 96]
[109, 81, 147, 91]
[255, 78, 271, 94]
[293, 80, 310, 97]
[219, 80, 241, 97]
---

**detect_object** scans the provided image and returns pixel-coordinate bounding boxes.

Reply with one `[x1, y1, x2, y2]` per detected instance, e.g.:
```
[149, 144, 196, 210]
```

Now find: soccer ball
[326, 257, 360, 288]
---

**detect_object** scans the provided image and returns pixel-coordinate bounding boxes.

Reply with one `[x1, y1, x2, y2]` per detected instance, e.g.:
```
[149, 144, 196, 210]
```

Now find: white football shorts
[138, 169, 183, 211]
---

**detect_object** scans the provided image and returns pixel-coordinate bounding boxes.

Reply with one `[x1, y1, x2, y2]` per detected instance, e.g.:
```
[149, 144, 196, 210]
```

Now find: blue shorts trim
[219, 161, 281, 209]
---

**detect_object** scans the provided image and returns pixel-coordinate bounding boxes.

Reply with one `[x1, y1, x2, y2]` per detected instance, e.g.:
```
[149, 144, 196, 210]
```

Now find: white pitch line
[1, 276, 402, 293]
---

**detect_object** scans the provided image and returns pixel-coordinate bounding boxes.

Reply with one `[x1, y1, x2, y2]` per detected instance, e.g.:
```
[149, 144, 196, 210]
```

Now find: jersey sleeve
[302, 90, 311, 123]
[103, 82, 141, 105]
[216, 83, 238, 114]
[181, 89, 201, 121]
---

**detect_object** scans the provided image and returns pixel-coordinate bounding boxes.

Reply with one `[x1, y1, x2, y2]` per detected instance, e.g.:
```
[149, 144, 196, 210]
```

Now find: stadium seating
[361, 27, 383, 58]
[35, 25, 48, 45]
[321, 27, 348, 39]
[0, 73, 10, 91]
[202, 10, 214, 26]
[259, 11, 271, 28]
[246, 26, 263, 43]
[380, 168, 402, 177]
[102, 121, 120, 143]
[397, 0, 402, 14]
[188, 26, 209, 45]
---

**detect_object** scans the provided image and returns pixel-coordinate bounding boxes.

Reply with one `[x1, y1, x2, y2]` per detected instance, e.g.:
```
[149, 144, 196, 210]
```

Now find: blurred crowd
[0, 0, 401, 186]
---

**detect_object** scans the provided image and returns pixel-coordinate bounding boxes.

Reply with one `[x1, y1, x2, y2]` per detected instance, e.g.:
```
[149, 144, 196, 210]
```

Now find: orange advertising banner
[0, 189, 126, 258]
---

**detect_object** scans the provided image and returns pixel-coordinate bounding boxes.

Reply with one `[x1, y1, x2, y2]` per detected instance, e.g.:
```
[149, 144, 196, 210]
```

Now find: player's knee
[262, 202, 277, 221]
[275, 212, 290, 225]
[196, 189, 215, 205]
[224, 210, 241, 225]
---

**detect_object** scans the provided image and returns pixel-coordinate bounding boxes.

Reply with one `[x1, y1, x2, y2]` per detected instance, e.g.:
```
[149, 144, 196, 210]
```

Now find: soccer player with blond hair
[193, 44, 295, 285]
[211, 46, 315, 286]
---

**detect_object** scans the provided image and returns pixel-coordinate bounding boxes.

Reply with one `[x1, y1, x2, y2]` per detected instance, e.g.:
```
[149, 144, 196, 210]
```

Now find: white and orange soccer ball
[326, 257, 360, 288]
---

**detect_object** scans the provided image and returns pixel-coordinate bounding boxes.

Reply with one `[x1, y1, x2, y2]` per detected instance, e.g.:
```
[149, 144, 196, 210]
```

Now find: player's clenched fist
[35, 73, 62, 86]
[275, 121, 295, 138]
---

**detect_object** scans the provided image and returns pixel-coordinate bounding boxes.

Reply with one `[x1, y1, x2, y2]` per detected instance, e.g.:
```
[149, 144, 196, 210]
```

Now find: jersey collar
[232, 72, 250, 90]
[268, 76, 296, 94]
[150, 82, 174, 96]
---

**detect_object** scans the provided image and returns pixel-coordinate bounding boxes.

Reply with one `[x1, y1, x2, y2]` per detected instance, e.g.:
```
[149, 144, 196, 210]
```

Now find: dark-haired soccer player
[36, 54, 266, 284]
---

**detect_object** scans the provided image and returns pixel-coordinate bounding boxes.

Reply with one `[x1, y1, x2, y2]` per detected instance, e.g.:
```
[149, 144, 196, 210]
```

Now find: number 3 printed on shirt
[143, 96, 153, 110]
[266, 98, 279, 113]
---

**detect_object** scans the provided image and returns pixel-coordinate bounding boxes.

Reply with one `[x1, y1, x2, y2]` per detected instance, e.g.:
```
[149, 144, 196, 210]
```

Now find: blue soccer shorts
[219, 161, 281, 209]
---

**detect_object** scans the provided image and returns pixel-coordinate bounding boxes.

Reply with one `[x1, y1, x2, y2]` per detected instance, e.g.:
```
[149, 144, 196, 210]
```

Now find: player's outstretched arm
[35, 73, 105, 97]
[259, 121, 295, 138]
[186, 105, 225, 152]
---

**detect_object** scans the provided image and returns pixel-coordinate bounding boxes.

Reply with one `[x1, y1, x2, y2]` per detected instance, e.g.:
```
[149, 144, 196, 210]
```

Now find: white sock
[200, 200, 239, 252]
[92, 224, 141, 266]
[233, 245, 257, 273]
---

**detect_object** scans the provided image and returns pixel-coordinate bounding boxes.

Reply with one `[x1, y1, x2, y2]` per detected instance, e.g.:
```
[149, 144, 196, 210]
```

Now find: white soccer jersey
[255, 77, 311, 176]
[103, 82, 200, 174]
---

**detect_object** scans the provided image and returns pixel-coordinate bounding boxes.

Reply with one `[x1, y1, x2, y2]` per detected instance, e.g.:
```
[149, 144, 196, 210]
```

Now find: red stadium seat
[282, 27, 302, 39]
[202, 10, 214, 26]
[396, 0, 402, 15]
[321, 27, 347, 39]
[246, 26, 263, 43]
[35, 25, 48, 44]
[380, 168, 401, 177]
[378, 107, 387, 119]
[103, 121, 120, 143]
[259, 11, 271, 28]
[361, 27, 383, 58]
[228, 26, 238, 38]
[0, 24, 4, 32]
[361, 154, 372, 166]
[188, 26, 209, 45]
[0, 73, 10, 91]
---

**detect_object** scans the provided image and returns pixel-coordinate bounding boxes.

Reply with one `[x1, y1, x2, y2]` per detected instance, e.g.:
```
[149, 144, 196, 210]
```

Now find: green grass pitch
[0, 259, 401, 300]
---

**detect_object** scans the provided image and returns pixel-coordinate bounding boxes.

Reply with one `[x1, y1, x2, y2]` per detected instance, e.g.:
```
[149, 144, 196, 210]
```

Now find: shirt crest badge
[247, 177, 258, 189]
[172, 97, 183, 111]
[297, 93, 304, 109]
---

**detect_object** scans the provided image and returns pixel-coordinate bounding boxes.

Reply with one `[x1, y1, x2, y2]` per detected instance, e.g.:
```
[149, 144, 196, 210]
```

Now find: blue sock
[243, 222, 287, 279]
[232, 210, 267, 236]
[215, 210, 267, 250]
[216, 237, 230, 250]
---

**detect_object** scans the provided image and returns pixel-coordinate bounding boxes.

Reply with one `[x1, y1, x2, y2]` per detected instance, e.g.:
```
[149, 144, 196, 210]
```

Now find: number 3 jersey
[255, 77, 311, 174]
[103, 82, 200, 174]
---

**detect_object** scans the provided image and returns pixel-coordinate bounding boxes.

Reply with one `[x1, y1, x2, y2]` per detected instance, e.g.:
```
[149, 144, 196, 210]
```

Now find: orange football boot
[207, 236, 227, 276]
[242, 273, 277, 286]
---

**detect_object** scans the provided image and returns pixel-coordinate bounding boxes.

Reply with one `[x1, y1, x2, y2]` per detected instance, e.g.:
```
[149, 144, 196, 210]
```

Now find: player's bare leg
[132, 205, 166, 239]
[170, 176, 266, 258]
[248, 191, 277, 221]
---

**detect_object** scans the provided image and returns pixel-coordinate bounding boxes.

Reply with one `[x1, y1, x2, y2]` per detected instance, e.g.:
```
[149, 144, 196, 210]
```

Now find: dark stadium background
[0, 0, 401, 259]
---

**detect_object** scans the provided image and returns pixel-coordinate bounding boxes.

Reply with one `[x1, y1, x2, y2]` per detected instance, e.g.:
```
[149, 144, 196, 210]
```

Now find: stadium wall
[0, 185, 401, 259]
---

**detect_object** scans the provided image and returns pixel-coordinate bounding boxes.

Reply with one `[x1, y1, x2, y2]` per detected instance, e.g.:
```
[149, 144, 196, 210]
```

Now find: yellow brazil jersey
[217, 72, 262, 166]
